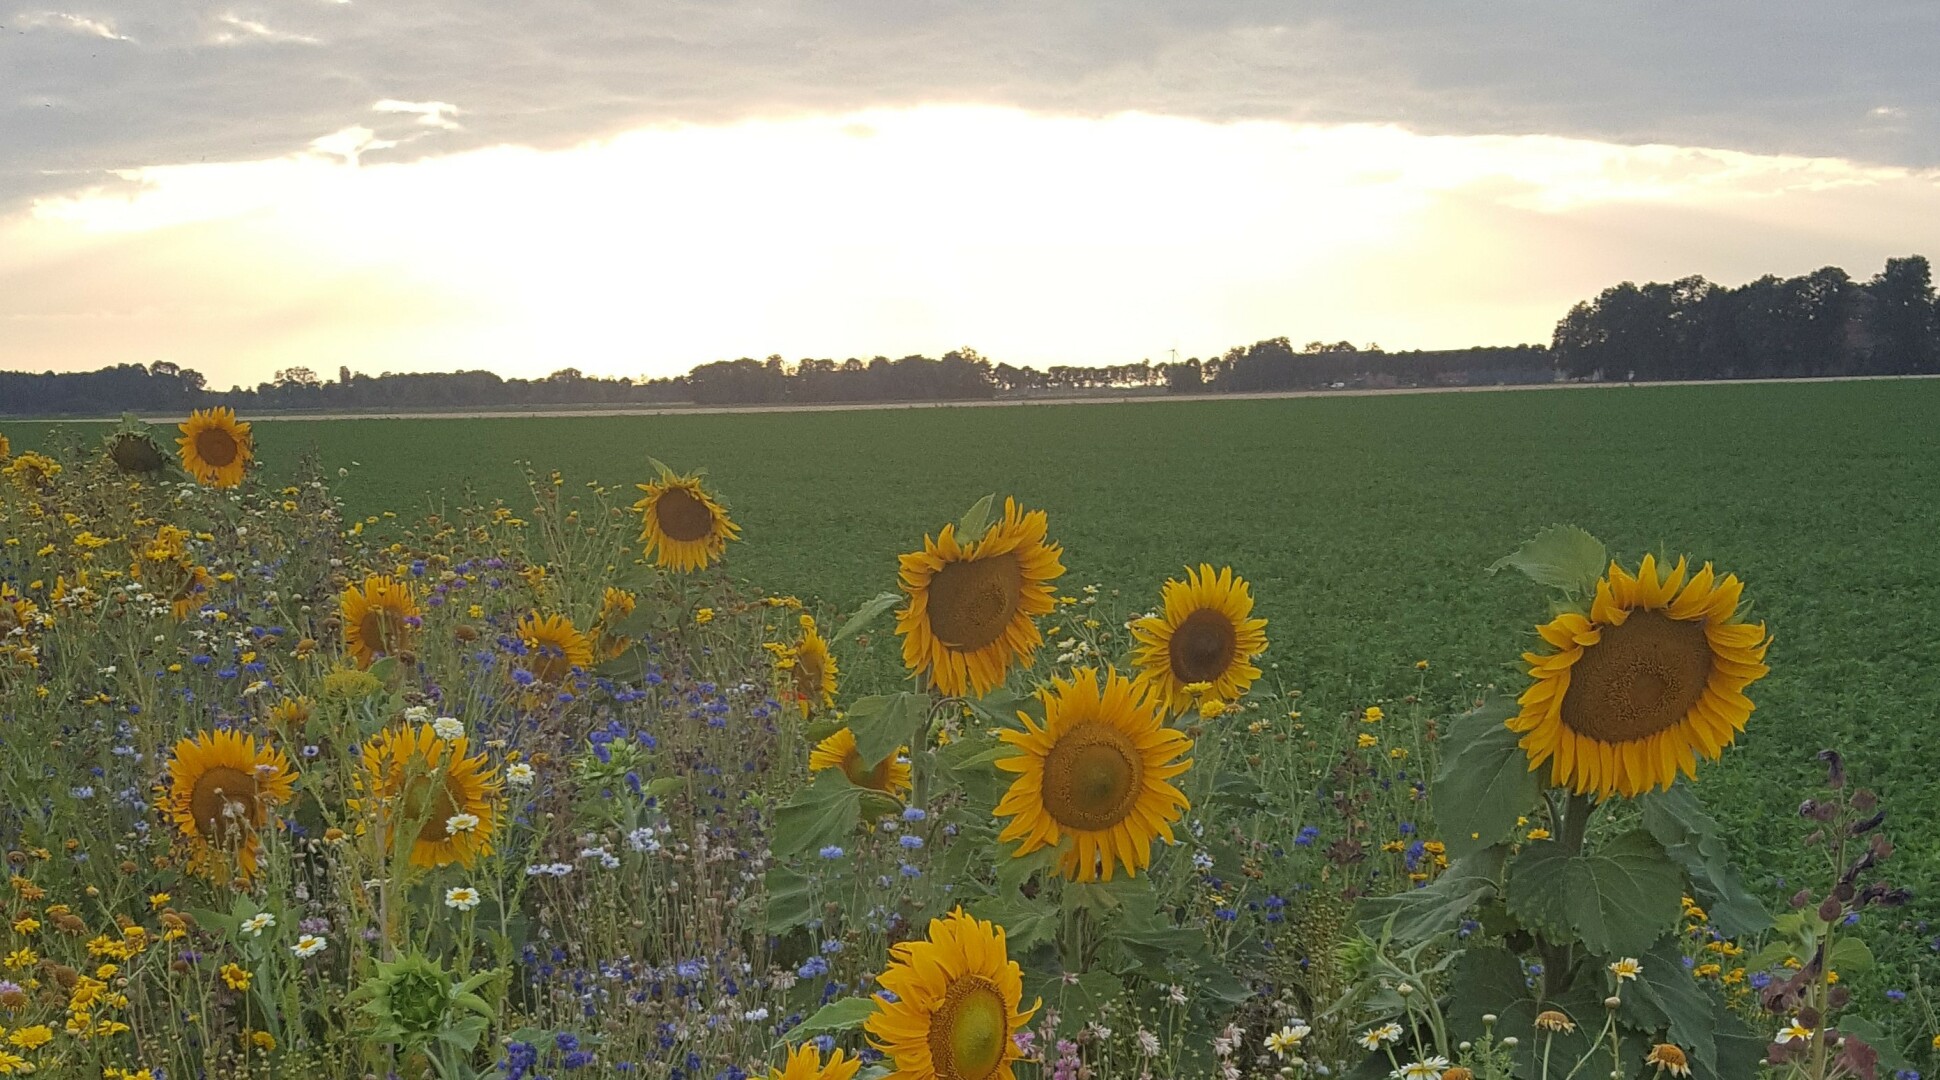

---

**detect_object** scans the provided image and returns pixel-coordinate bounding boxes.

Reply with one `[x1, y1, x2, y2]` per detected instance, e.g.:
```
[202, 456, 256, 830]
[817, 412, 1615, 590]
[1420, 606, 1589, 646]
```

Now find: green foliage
[832, 590, 903, 644]
[351, 952, 498, 1053]
[1507, 831, 1683, 956]
[844, 691, 929, 764]
[784, 996, 879, 1041]
[1487, 524, 1608, 597]
[1432, 697, 1541, 859]
[1637, 783, 1774, 938]
[1358, 845, 1506, 943]
[770, 769, 863, 859]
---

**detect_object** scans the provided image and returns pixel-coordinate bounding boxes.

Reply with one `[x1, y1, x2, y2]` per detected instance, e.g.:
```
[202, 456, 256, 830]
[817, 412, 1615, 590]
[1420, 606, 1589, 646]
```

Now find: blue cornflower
[819, 845, 844, 860]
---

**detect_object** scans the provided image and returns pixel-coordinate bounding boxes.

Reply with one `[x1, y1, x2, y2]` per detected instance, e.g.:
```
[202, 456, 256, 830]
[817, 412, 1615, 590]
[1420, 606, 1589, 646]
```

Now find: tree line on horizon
[1, 256, 1933, 417]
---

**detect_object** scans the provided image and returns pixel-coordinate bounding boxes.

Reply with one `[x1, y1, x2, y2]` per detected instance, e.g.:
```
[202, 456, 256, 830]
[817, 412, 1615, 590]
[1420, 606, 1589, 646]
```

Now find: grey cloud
[2, 1, 1936, 208]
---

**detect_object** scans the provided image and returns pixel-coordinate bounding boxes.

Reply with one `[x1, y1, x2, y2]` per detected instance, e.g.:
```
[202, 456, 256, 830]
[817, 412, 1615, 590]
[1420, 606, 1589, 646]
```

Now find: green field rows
[11, 381, 1940, 928]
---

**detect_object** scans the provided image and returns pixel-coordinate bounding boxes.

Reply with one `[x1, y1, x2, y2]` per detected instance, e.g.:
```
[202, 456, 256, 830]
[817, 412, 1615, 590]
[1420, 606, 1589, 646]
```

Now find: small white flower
[1392, 1057, 1450, 1080]
[240, 912, 275, 937]
[444, 886, 481, 911]
[1266, 1022, 1311, 1058]
[292, 934, 327, 958]
[445, 812, 481, 834]
[403, 705, 431, 723]
[432, 716, 465, 741]
[506, 762, 535, 786]
[1137, 1028, 1161, 1056]
[742, 1007, 770, 1022]
[1360, 1022, 1404, 1050]
[1608, 957, 1643, 982]
[1776, 1019, 1814, 1044]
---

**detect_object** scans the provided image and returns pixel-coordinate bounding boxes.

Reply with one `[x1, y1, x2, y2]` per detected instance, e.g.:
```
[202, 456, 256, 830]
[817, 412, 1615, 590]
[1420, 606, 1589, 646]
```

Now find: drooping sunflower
[767, 1043, 861, 1080]
[994, 667, 1192, 882]
[176, 407, 253, 489]
[788, 615, 839, 717]
[518, 611, 594, 684]
[808, 728, 911, 797]
[633, 471, 739, 571]
[165, 730, 295, 883]
[593, 586, 638, 659]
[896, 498, 1064, 698]
[359, 724, 502, 869]
[1509, 554, 1772, 799]
[1130, 564, 1269, 712]
[865, 909, 1038, 1080]
[106, 422, 168, 475]
[340, 574, 422, 668]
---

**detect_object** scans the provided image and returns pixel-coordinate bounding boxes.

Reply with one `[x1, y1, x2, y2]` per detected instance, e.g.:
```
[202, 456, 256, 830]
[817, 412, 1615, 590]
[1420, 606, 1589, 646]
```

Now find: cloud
[15, 10, 131, 40]
[5, 107, 1936, 388]
[209, 12, 321, 45]
[1, 1, 1936, 209]
[374, 100, 463, 131]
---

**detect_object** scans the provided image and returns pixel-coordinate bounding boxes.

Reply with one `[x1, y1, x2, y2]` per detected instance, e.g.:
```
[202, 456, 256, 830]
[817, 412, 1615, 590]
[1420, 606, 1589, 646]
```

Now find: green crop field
[9, 379, 1940, 944]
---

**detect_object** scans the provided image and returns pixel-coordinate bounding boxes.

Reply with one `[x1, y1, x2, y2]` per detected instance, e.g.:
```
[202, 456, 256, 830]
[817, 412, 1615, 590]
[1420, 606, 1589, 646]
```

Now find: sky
[2, 2, 1937, 387]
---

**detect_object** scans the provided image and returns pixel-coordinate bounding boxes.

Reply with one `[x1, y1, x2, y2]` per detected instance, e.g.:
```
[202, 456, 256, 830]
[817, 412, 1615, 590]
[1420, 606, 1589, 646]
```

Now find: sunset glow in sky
[3, 3, 1936, 387]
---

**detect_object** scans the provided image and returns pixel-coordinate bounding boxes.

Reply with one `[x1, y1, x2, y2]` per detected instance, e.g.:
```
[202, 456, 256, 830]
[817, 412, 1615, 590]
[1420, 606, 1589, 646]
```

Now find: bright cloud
[374, 100, 464, 131]
[17, 10, 131, 40]
[4, 107, 1938, 387]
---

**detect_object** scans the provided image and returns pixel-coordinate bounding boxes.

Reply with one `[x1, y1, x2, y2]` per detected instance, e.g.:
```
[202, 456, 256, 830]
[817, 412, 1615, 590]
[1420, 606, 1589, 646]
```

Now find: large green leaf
[1637, 782, 1774, 937]
[1434, 697, 1541, 859]
[764, 866, 815, 933]
[1507, 831, 1682, 956]
[966, 896, 1061, 953]
[1358, 845, 1507, 943]
[783, 996, 879, 1040]
[845, 692, 929, 765]
[771, 771, 862, 859]
[833, 591, 904, 644]
[1445, 946, 1606, 1080]
[1486, 524, 1607, 596]
[957, 493, 997, 539]
[1622, 937, 1720, 1077]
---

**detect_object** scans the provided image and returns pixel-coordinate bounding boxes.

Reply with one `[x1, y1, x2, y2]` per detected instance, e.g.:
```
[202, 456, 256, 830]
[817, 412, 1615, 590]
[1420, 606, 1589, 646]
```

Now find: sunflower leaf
[1356, 845, 1507, 943]
[1620, 936, 1720, 1076]
[1433, 696, 1540, 859]
[1487, 525, 1607, 596]
[833, 591, 902, 644]
[957, 493, 997, 539]
[845, 692, 929, 765]
[781, 996, 879, 1042]
[1506, 830, 1683, 956]
[770, 770, 862, 859]
[1637, 782, 1774, 937]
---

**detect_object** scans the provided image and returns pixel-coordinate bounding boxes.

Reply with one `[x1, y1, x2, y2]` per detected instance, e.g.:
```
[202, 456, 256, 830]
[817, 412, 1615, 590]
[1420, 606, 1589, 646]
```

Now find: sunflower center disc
[530, 640, 570, 683]
[840, 746, 896, 791]
[793, 652, 823, 699]
[930, 976, 1007, 1080]
[1561, 609, 1713, 743]
[189, 766, 259, 844]
[1042, 724, 1143, 831]
[1169, 608, 1238, 683]
[359, 610, 392, 656]
[653, 488, 716, 542]
[405, 777, 462, 842]
[926, 553, 1024, 651]
[194, 429, 238, 468]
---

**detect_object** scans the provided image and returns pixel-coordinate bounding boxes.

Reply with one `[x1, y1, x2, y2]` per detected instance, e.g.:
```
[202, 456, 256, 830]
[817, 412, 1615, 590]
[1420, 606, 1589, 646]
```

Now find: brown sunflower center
[1041, 723, 1144, 832]
[193, 428, 239, 468]
[793, 648, 824, 700]
[927, 975, 1009, 1080]
[111, 433, 164, 473]
[926, 553, 1024, 651]
[1560, 610, 1714, 743]
[527, 634, 575, 683]
[1168, 608, 1238, 683]
[188, 766, 260, 844]
[359, 609, 393, 656]
[402, 776, 463, 843]
[839, 746, 897, 792]
[653, 487, 717, 543]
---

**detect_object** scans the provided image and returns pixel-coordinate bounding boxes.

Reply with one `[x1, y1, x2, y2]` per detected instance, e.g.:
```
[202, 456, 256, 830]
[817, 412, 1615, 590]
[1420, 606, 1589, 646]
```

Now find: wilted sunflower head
[106, 429, 167, 475]
[176, 408, 253, 489]
[1646, 1044, 1691, 1077]
[1509, 554, 1771, 799]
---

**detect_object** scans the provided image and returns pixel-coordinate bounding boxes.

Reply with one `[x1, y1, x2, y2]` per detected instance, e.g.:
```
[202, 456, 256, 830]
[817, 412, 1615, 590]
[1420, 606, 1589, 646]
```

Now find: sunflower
[896, 498, 1064, 698]
[633, 471, 739, 571]
[359, 724, 502, 869]
[865, 909, 1038, 1080]
[788, 615, 839, 717]
[808, 728, 911, 797]
[767, 1043, 861, 1080]
[340, 575, 422, 668]
[1509, 554, 1772, 799]
[107, 430, 167, 475]
[266, 696, 315, 737]
[518, 611, 594, 683]
[994, 667, 1192, 882]
[165, 730, 295, 883]
[0, 431, 9, 461]
[176, 408, 253, 489]
[594, 586, 638, 659]
[1130, 564, 1268, 712]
